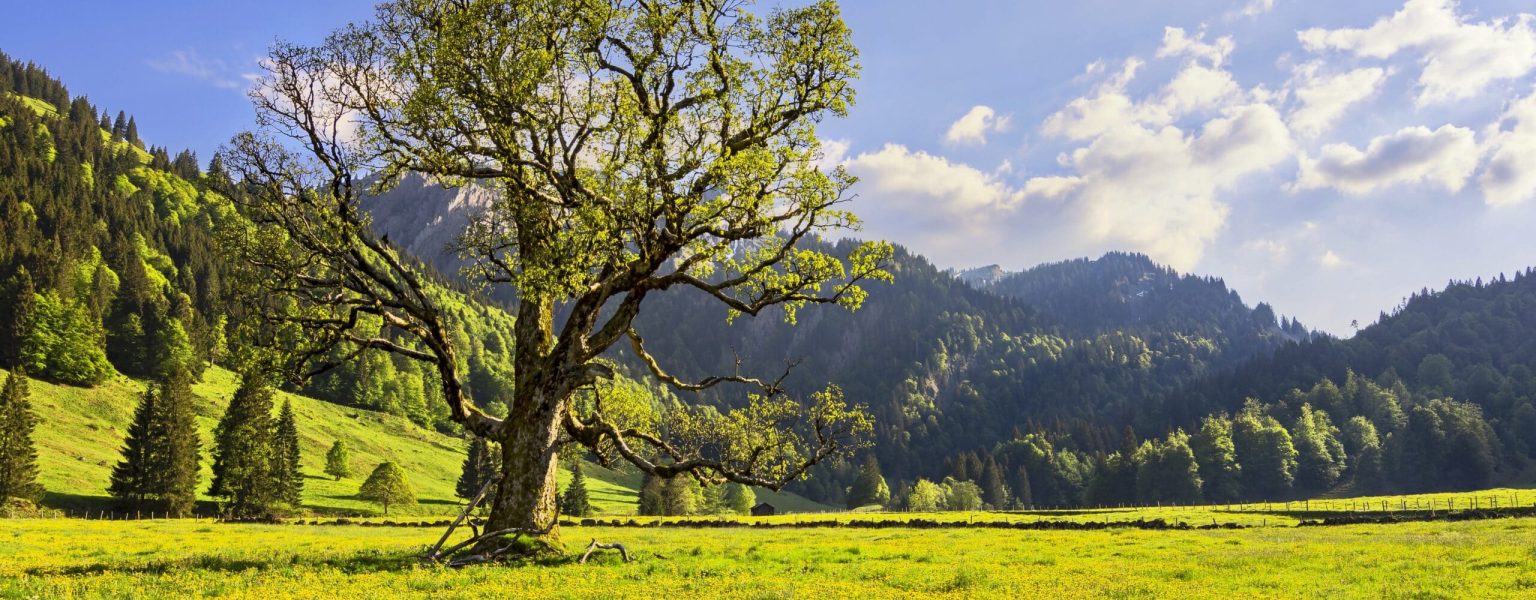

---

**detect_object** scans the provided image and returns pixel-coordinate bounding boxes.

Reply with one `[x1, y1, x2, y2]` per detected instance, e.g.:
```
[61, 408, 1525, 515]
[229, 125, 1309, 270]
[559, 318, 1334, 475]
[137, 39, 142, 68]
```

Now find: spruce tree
[359, 461, 415, 516]
[979, 456, 1009, 509]
[455, 437, 497, 500]
[125, 116, 141, 148]
[109, 367, 201, 516]
[0, 369, 42, 501]
[109, 385, 158, 507]
[154, 367, 202, 517]
[637, 472, 665, 516]
[1013, 465, 1033, 507]
[1, 268, 35, 368]
[559, 461, 591, 517]
[273, 400, 303, 506]
[209, 376, 278, 516]
[846, 454, 891, 508]
[325, 440, 352, 480]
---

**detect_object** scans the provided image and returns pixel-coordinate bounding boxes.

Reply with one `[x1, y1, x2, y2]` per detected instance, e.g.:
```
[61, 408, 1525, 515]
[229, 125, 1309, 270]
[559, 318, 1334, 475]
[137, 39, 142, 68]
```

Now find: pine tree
[979, 456, 1010, 509]
[637, 472, 665, 516]
[109, 367, 202, 516]
[273, 400, 303, 506]
[559, 461, 591, 517]
[359, 461, 415, 515]
[325, 440, 352, 480]
[109, 385, 158, 507]
[455, 437, 497, 500]
[846, 454, 891, 509]
[125, 116, 141, 148]
[0, 369, 42, 501]
[1013, 465, 1033, 507]
[111, 111, 126, 140]
[1, 268, 35, 368]
[209, 376, 278, 516]
[154, 367, 202, 517]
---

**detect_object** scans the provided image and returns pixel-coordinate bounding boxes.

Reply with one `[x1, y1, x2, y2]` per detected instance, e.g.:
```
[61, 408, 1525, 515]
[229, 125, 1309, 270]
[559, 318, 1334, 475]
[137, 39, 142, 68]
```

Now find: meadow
[3, 511, 1535, 598]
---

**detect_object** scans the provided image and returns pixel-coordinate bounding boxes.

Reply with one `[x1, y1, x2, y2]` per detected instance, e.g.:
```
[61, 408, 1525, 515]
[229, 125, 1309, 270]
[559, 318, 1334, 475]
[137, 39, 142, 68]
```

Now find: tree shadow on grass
[28, 549, 426, 577]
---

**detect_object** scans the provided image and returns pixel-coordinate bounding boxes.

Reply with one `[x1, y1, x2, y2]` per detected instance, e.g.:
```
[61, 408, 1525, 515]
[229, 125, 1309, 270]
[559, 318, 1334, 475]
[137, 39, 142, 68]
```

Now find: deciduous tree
[223, 0, 884, 555]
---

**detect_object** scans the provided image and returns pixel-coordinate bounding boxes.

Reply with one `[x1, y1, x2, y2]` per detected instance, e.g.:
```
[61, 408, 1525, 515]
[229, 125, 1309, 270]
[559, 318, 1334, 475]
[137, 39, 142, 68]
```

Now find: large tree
[222, 0, 883, 556]
[0, 369, 42, 502]
[209, 376, 280, 516]
[108, 367, 202, 516]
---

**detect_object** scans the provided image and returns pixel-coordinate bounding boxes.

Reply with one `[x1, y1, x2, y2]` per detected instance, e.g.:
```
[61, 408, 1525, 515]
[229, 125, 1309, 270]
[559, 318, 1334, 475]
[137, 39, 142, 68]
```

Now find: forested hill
[1161, 271, 1536, 442]
[0, 52, 521, 433]
[980, 252, 1312, 345]
[360, 173, 1313, 497]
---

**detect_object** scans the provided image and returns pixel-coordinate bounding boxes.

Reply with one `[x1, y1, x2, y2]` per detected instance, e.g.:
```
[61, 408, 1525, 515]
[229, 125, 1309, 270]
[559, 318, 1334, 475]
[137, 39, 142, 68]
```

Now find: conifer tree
[846, 454, 891, 508]
[325, 440, 352, 480]
[209, 376, 278, 516]
[125, 116, 141, 148]
[153, 367, 202, 517]
[109, 385, 158, 507]
[979, 456, 1010, 509]
[637, 473, 665, 516]
[359, 461, 414, 515]
[273, 400, 303, 506]
[558, 461, 591, 517]
[1013, 465, 1033, 507]
[1, 268, 35, 368]
[109, 367, 202, 516]
[0, 369, 42, 501]
[455, 437, 497, 500]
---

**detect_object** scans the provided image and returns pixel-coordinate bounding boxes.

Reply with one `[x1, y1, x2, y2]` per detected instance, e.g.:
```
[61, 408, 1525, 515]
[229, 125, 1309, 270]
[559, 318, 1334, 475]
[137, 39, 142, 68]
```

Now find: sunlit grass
[1, 516, 1533, 598]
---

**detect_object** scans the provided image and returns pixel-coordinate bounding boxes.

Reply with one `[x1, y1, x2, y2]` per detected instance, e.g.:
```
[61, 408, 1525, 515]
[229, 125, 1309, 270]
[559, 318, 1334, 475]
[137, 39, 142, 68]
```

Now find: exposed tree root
[579, 539, 633, 564]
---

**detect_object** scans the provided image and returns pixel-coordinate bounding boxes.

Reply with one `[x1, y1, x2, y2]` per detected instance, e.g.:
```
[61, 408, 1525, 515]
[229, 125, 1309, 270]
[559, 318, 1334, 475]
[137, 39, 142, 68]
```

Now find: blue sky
[7, 0, 1536, 334]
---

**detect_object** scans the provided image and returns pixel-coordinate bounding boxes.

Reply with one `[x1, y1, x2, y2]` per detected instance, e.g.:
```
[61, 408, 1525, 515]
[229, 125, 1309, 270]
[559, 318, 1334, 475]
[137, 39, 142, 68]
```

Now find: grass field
[7, 366, 826, 517]
[2, 514, 1533, 598]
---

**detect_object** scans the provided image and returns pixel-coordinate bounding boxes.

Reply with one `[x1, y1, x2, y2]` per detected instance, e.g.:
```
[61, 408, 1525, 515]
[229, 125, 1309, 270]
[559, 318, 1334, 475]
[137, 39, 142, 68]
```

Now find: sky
[6, 0, 1536, 335]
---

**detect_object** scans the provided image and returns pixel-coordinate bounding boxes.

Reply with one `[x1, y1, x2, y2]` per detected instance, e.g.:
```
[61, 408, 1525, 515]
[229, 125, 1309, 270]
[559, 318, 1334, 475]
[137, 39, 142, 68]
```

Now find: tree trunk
[479, 390, 565, 553]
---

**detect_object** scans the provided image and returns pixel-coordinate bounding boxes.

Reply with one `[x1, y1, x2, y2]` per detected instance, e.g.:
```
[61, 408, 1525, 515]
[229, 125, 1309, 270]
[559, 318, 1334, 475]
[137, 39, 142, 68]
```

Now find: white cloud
[1239, 0, 1277, 18]
[1320, 249, 1347, 268]
[1034, 103, 1293, 270]
[1298, 0, 1536, 105]
[1030, 34, 1295, 270]
[1244, 238, 1290, 261]
[843, 144, 1024, 212]
[1287, 63, 1390, 138]
[1480, 89, 1536, 206]
[1021, 175, 1082, 200]
[943, 105, 1012, 146]
[147, 49, 251, 90]
[1157, 27, 1235, 67]
[1295, 124, 1478, 195]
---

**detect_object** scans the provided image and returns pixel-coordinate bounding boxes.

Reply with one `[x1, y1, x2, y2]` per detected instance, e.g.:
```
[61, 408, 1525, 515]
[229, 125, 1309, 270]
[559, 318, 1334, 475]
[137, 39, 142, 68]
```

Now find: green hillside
[10, 365, 829, 516]
[10, 365, 760, 517]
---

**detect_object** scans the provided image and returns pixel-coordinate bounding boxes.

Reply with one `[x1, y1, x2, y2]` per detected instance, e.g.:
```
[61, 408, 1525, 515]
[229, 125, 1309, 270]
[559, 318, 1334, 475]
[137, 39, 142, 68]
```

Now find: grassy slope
[10, 366, 830, 516]
[10, 366, 640, 516]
